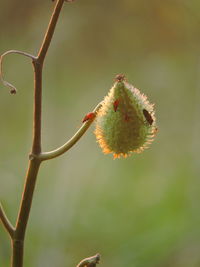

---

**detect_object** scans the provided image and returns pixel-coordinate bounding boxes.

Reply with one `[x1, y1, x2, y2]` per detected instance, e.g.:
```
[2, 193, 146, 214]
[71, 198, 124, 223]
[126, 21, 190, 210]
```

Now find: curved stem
[38, 102, 102, 161]
[0, 50, 36, 93]
[0, 202, 15, 238]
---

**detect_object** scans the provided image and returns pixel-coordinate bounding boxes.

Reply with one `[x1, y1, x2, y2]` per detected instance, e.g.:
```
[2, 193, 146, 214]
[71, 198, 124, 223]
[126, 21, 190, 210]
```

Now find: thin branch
[14, 159, 41, 242]
[31, 0, 65, 154]
[31, 61, 42, 155]
[11, 1, 67, 266]
[38, 102, 102, 161]
[37, 0, 65, 62]
[1, 1, 100, 267]
[14, 0, 66, 240]
[77, 254, 101, 267]
[0, 202, 15, 238]
[0, 50, 36, 94]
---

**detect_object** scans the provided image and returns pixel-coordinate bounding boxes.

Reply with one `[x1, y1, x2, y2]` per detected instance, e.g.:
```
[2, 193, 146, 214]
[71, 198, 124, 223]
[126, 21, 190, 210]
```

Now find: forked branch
[38, 102, 102, 161]
[0, 202, 15, 238]
[0, 0, 101, 266]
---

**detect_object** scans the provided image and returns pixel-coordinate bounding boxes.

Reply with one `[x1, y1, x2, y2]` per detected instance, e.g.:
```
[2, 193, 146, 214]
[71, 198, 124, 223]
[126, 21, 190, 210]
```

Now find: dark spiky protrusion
[115, 74, 126, 82]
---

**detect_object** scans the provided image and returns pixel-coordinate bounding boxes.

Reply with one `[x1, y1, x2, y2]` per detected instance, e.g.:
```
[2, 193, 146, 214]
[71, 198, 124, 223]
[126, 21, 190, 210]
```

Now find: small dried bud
[77, 253, 100, 267]
[94, 75, 157, 158]
[10, 88, 17, 94]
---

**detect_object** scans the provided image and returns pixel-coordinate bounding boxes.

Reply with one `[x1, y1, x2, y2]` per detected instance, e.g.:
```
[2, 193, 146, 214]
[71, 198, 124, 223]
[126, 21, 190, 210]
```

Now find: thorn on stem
[82, 112, 95, 123]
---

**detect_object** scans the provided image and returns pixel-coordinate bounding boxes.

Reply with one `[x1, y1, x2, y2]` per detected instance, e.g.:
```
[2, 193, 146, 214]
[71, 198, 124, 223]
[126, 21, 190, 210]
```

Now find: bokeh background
[0, 0, 200, 266]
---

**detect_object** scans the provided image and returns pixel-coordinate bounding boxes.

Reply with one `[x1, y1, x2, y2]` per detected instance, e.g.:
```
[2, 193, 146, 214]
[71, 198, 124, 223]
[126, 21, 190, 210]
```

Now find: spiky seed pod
[94, 75, 157, 158]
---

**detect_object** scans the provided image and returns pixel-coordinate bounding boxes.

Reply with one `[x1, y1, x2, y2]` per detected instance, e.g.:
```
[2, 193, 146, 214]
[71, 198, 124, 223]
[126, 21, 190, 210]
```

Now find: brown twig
[11, 1, 65, 266]
[1, 1, 101, 266]
[0, 202, 15, 238]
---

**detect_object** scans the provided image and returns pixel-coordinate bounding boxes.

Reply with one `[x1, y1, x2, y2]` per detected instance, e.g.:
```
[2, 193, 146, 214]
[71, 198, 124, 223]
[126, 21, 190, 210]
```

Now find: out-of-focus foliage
[0, 0, 200, 266]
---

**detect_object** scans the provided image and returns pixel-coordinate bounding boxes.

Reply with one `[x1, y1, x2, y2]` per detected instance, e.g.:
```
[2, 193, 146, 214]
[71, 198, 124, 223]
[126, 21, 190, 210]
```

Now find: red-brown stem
[38, 0, 65, 62]
[32, 63, 42, 155]
[11, 1, 65, 266]
[0, 203, 14, 238]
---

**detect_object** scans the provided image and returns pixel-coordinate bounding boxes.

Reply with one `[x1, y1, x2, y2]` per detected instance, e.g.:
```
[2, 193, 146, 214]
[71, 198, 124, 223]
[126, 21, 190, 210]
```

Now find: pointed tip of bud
[115, 74, 126, 82]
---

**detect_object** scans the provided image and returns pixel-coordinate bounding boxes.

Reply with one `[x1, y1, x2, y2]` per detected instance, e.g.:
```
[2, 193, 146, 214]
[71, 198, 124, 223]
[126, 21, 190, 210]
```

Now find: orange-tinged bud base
[94, 76, 157, 158]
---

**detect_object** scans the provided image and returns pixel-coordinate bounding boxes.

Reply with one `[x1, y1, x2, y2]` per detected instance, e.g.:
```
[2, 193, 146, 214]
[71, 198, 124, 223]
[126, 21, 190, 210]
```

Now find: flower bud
[94, 75, 157, 158]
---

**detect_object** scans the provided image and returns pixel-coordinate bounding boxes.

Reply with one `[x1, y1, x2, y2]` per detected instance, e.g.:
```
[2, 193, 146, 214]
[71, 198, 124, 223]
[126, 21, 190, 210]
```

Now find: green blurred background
[0, 0, 200, 266]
